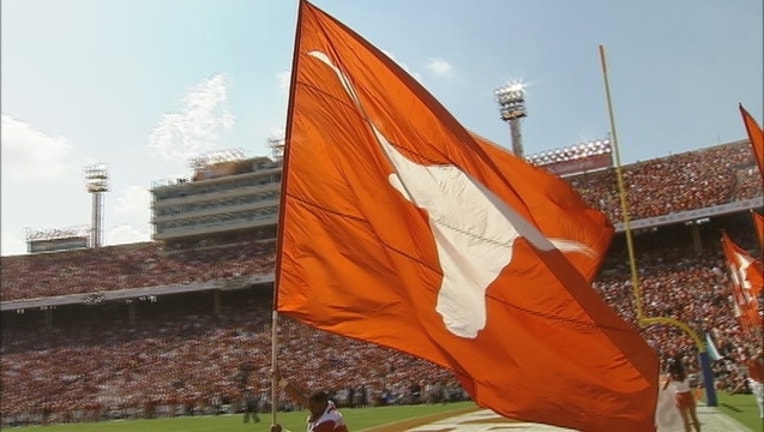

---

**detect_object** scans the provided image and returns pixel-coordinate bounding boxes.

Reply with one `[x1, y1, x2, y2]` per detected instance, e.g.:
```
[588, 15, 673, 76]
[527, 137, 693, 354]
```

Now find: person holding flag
[270, 371, 349, 432]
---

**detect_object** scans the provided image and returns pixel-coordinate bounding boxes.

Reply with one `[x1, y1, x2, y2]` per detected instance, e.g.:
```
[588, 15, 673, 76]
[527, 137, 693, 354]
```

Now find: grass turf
[2, 402, 477, 432]
[5, 396, 761, 431]
[714, 392, 763, 431]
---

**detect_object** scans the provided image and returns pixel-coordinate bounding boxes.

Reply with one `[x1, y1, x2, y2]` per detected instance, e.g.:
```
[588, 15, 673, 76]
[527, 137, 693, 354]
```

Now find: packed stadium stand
[1, 139, 762, 426]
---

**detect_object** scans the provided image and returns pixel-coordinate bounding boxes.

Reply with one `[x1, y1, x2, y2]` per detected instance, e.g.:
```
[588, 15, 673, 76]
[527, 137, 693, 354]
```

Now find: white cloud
[0, 115, 75, 181]
[147, 73, 236, 160]
[269, 126, 285, 139]
[111, 185, 151, 226]
[1, 230, 27, 256]
[98, 185, 153, 247]
[106, 224, 150, 246]
[426, 58, 455, 79]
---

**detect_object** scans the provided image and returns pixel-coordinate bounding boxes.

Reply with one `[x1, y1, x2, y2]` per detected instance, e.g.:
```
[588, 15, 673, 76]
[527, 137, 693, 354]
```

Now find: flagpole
[270, 0, 307, 426]
[270, 310, 279, 426]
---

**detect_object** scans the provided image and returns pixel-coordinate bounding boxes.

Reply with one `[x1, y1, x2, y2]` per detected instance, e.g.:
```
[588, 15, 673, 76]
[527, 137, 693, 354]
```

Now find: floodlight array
[84, 164, 109, 193]
[494, 83, 527, 121]
[527, 139, 612, 166]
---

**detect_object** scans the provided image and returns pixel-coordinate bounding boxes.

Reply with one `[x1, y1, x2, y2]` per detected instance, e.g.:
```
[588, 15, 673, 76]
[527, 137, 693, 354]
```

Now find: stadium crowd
[2, 223, 761, 427]
[1, 141, 762, 427]
[0, 240, 276, 302]
[1, 291, 464, 427]
[567, 141, 760, 222]
[596, 225, 762, 393]
[1, 141, 759, 302]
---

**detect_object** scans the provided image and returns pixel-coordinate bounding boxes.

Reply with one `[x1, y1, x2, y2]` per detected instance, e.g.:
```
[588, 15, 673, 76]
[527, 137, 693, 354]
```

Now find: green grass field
[4, 395, 761, 431]
[715, 392, 763, 431]
[2, 402, 477, 432]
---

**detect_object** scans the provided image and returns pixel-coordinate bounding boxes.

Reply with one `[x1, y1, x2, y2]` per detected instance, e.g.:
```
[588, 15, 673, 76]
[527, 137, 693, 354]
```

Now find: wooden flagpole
[270, 310, 279, 426]
[270, 0, 307, 426]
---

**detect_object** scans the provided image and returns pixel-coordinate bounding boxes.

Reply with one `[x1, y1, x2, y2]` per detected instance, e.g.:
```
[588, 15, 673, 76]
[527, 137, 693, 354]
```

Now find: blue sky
[2, 0, 762, 255]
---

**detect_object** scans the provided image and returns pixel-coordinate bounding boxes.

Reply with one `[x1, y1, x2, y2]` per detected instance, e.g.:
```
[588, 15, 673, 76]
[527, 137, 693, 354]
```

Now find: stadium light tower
[494, 82, 527, 158]
[84, 164, 109, 248]
[266, 134, 286, 161]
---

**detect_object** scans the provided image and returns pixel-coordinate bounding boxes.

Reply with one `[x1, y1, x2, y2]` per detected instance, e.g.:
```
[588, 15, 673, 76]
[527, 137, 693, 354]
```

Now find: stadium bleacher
[1, 140, 762, 426]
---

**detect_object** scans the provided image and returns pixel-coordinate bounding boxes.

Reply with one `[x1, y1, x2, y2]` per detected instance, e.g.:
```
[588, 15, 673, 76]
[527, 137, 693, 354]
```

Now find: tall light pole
[494, 82, 527, 158]
[84, 164, 109, 248]
[266, 134, 285, 161]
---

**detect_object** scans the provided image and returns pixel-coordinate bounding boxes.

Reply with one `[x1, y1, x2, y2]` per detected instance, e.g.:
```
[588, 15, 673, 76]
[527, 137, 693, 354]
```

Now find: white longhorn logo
[309, 51, 595, 338]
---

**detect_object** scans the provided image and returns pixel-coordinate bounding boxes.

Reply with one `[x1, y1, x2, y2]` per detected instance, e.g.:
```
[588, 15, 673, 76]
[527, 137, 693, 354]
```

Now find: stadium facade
[151, 155, 282, 242]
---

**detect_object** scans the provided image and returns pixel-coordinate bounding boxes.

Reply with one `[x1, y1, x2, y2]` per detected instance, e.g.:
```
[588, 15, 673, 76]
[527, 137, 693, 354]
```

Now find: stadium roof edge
[613, 196, 763, 233]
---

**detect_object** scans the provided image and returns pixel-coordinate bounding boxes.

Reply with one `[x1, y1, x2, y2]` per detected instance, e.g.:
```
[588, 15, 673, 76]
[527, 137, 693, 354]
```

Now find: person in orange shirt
[270, 373, 349, 432]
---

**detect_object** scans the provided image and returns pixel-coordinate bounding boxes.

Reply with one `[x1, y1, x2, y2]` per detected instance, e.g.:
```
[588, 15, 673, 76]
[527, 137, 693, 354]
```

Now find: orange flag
[276, 2, 658, 430]
[721, 231, 763, 334]
[753, 210, 764, 254]
[740, 103, 764, 181]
